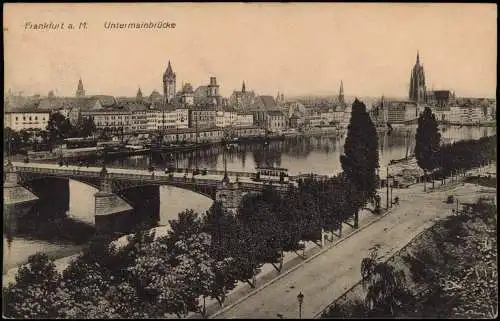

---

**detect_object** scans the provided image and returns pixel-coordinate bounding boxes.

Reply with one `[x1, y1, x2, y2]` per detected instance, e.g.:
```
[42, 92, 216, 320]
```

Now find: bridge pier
[3, 161, 39, 229]
[215, 180, 245, 213]
[94, 167, 133, 233]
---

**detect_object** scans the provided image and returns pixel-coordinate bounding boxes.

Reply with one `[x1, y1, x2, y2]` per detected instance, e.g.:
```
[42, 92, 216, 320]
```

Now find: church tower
[76, 78, 85, 97]
[207, 76, 220, 105]
[242, 81, 246, 93]
[136, 87, 143, 101]
[163, 61, 176, 103]
[409, 51, 426, 102]
[339, 80, 345, 105]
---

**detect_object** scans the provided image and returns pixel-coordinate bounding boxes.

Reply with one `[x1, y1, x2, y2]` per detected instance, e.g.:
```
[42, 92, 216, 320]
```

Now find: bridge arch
[19, 175, 101, 192]
[114, 181, 217, 201]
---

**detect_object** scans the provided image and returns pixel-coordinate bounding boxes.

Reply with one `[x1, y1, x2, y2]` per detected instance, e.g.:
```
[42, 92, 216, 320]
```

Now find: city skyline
[4, 3, 497, 99]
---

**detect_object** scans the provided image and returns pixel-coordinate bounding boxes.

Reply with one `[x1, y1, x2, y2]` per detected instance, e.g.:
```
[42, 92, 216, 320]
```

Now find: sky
[3, 3, 497, 99]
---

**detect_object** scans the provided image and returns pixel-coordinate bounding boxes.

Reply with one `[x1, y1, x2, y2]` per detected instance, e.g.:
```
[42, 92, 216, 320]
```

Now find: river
[3, 125, 495, 275]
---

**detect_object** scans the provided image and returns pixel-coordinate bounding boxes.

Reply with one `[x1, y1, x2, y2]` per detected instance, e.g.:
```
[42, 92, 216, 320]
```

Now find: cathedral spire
[339, 80, 344, 104]
[76, 78, 85, 97]
[242, 81, 246, 93]
[416, 51, 420, 64]
[165, 60, 174, 77]
[163, 60, 176, 103]
[136, 86, 143, 101]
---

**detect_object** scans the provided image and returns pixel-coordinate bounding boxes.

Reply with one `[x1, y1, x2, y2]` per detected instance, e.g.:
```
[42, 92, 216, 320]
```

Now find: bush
[446, 195, 455, 204]
[177, 168, 184, 173]
[201, 169, 207, 175]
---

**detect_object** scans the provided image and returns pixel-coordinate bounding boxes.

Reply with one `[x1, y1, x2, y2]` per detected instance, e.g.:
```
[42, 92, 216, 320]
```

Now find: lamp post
[297, 292, 304, 319]
[389, 177, 394, 208]
[386, 165, 390, 210]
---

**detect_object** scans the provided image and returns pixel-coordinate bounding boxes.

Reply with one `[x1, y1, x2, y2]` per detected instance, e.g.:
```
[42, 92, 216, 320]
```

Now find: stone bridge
[5, 161, 294, 232]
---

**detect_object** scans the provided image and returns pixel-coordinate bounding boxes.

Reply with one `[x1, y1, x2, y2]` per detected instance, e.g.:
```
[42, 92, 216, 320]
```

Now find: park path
[212, 181, 496, 319]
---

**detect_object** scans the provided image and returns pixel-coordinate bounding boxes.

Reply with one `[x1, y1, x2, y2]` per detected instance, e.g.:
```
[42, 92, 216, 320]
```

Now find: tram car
[254, 166, 289, 183]
[63, 137, 98, 149]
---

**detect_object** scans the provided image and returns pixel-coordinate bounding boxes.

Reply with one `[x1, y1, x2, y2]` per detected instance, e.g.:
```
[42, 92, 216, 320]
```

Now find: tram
[63, 137, 98, 149]
[255, 166, 289, 183]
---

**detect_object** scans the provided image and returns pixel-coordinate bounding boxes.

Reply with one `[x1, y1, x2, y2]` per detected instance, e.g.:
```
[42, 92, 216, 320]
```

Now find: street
[212, 181, 496, 319]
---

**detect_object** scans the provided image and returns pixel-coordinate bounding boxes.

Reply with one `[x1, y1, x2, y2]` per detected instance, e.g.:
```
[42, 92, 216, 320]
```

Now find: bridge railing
[15, 166, 224, 187]
[14, 166, 100, 178]
[169, 168, 256, 178]
[14, 165, 294, 189]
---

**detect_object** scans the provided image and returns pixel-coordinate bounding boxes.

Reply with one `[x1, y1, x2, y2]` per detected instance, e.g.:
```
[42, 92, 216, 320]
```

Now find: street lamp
[376, 167, 380, 189]
[389, 176, 394, 208]
[297, 292, 304, 319]
[386, 165, 390, 210]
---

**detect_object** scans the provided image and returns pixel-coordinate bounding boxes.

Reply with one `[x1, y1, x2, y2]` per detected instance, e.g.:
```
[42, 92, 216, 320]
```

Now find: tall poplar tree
[340, 99, 380, 228]
[415, 107, 441, 191]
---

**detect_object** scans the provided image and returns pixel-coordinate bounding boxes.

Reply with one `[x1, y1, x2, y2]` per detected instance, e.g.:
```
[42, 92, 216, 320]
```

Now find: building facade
[235, 113, 254, 127]
[386, 101, 418, 124]
[266, 110, 287, 133]
[82, 108, 132, 133]
[5, 109, 51, 131]
[189, 108, 217, 129]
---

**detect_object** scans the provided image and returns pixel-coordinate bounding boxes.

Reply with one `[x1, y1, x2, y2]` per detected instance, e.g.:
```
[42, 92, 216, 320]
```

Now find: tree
[171, 232, 215, 317]
[202, 202, 239, 306]
[297, 180, 323, 245]
[231, 222, 264, 288]
[19, 129, 31, 145]
[238, 188, 284, 272]
[340, 99, 380, 228]
[165, 209, 203, 259]
[3, 253, 64, 318]
[4, 127, 22, 155]
[415, 107, 441, 191]
[77, 117, 97, 138]
[277, 187, 307, 257]
[46, 113, 74, 148]
[360, 251, 414, 316]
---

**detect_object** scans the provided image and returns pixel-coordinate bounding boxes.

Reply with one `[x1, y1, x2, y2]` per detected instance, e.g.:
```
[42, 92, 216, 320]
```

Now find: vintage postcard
[3, 3, 497, 319]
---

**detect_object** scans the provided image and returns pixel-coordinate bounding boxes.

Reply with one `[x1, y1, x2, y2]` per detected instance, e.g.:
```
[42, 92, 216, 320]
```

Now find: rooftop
[5, 108, 50, 114]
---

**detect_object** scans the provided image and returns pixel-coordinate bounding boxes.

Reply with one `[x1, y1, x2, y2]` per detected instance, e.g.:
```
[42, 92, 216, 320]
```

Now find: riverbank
[3, 239, 84, 285]
[438, 121, 496, 127]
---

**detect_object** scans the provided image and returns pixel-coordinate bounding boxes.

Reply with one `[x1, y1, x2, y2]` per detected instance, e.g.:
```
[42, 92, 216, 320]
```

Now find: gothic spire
[165, 60, 175, 77]
[136, 86, 143, 100]
[76, 78, 85, 97]
[339, 80, 344, 104]
[242, 81, 246, 93]
[416, 51, 420, 64]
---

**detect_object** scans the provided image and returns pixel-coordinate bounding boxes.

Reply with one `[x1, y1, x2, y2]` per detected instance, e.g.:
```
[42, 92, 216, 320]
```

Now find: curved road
[212, 181, 496, 319]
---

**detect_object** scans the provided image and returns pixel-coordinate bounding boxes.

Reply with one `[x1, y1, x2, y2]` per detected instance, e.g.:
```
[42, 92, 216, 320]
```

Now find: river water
[3, 125, 495, 273]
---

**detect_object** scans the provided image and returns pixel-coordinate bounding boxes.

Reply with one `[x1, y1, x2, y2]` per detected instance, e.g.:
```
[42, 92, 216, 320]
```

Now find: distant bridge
[6, 162, 296, 232]
[11, 162, 296, 200]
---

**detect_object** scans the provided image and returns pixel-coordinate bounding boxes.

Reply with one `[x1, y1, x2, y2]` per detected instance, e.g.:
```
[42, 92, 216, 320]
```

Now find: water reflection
[107, 125, 494, 176]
